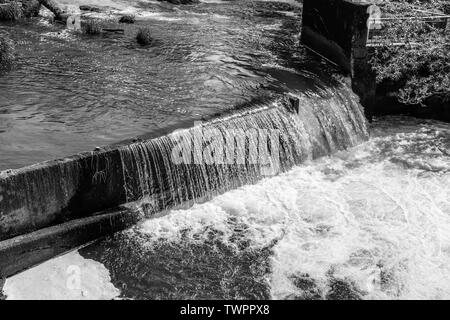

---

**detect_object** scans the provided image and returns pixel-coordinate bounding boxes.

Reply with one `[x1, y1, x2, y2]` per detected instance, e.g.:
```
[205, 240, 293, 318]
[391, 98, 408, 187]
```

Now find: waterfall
[119, 83, 368, 215]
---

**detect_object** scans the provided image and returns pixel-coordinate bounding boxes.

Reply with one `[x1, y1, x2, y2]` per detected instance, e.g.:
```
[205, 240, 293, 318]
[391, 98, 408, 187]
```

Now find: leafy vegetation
[83, 19, 103, 35]
[368, 0, 449, 105]
[0, 1, 23, 21]
[136, 27, 152, 46]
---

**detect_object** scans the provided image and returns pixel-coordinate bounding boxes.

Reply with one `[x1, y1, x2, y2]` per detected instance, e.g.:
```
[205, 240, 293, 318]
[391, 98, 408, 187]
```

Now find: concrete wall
[301, 0, 376, 119]
[0, 148, 127, 242]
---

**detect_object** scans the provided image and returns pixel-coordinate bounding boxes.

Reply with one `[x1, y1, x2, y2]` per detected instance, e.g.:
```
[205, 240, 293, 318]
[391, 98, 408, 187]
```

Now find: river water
[0, 0, 311, 170]
[4, 115, 450, 300]
[1, 0, 450, 300]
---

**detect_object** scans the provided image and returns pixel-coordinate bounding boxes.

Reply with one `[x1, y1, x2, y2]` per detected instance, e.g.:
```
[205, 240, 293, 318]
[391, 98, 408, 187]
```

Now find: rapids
[4, 116, 450, 300]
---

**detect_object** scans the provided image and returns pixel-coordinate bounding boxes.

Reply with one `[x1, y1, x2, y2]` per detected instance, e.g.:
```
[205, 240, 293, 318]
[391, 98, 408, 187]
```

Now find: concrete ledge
[0, 207, 142, 278]
[0, 148, 127, 241]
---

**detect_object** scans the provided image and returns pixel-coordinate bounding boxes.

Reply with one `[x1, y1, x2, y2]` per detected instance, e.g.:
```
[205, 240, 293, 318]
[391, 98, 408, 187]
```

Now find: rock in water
[119, 15, 135, 24]
[79, 5, 102, 13]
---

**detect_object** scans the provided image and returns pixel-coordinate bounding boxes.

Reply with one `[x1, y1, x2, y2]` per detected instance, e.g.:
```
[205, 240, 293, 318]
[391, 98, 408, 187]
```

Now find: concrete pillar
[301, 0, 376, 120]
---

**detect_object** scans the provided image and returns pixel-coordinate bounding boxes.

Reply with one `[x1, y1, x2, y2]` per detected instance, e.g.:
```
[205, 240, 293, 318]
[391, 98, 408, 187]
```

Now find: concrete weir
[0, 96, 297, 277]
[0, 89, 369, 278]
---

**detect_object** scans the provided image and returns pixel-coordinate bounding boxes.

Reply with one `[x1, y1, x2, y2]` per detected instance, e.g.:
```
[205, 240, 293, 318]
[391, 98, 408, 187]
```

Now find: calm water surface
[0, 0, 317, 169]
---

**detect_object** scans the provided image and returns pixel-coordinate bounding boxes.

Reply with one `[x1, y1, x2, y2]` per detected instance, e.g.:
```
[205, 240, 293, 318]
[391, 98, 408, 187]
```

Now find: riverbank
[368, 0, 450, 122]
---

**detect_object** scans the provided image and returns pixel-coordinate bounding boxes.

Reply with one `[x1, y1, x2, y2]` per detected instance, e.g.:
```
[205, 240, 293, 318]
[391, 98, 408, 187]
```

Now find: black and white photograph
[0, 0, 449, 304]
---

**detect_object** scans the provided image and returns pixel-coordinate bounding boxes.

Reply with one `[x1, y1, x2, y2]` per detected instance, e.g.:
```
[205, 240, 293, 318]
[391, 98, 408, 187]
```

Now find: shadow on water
[80, 219, 366, 300]
[80, 216, 275, 300]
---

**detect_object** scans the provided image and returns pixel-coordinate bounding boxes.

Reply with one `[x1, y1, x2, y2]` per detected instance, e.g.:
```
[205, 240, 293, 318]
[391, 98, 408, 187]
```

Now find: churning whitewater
[5, 116, 450, 300]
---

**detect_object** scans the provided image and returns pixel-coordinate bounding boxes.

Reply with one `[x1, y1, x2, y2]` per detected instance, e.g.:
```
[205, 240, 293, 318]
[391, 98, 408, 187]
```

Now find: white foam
[137, 122, 450, 299]
[3, 252, 120, 300]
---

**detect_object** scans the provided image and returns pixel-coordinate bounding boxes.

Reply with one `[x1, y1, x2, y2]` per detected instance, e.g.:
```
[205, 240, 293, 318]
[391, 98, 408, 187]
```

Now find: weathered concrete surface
[301, 0, 376, 120]
[0, 207, 142, 278]
[0, 148, 127, 241]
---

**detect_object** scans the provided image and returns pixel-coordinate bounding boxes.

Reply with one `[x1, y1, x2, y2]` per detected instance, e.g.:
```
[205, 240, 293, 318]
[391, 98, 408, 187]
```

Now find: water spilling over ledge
[119, 89, 367, 213]
[0, 80, 368, 277]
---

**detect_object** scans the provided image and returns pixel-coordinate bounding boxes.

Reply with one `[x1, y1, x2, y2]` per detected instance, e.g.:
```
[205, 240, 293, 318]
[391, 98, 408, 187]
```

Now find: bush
[0, 1, 23, 21]
[0, 34, 14, 72]
[83, 19, 102, 35]
[136, 27, 152, 46]
[369, 0, 450, 105]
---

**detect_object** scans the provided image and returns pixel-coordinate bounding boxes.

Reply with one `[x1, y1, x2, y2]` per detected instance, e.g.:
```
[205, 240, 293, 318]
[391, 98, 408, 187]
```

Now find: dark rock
[119, 14, 135, 24]
[289, 273, 323, 300]
[79, 5, 102, 12]
[325, 278, 362, 300]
